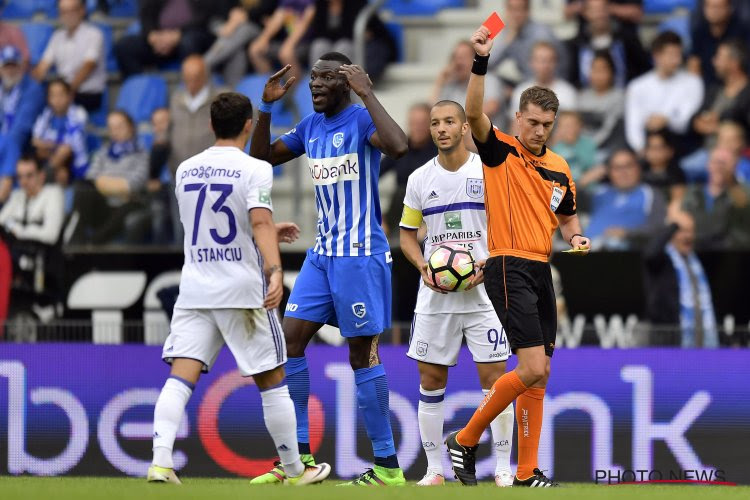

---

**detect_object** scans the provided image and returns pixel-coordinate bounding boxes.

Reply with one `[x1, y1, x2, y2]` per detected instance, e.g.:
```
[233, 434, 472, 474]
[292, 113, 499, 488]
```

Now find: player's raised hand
[339, 64, 373, 98]
[471, 26, 493, 56]
[262, 64, 296, 103]
[420, 263, 448, 294]
[276, 222, 300, 244]
[465, 259, 486, 291]
[263, 268, 284, 309]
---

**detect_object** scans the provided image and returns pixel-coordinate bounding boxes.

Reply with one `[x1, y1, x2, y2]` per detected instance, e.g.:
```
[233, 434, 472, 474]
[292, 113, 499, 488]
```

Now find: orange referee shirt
[476, 126, 577, 263]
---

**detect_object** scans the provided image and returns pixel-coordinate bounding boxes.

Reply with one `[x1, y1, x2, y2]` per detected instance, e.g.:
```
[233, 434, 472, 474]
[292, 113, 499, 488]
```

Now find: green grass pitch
[0, 478, 748, 500]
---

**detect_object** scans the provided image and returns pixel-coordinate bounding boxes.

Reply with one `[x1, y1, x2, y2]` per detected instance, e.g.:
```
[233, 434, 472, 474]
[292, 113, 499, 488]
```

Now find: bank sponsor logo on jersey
[466, 178, 484, 199]
[550, 185, 564, 212]
[332, 131, 345, 148]
[444, 211, 462, 229]
[308, 153, 360, 185]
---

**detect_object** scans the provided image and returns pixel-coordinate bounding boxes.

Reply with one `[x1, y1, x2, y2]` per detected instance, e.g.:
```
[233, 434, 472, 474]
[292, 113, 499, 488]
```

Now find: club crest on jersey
[416, 341, 428, 357]
[550, 185, 564, 212]
[332, 132, 345, 148]
[466, 178, 484, 199]
[352, 302, 366, 318]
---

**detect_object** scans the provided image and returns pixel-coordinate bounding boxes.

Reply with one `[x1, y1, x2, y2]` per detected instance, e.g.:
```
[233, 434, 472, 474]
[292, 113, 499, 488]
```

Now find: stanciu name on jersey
[189, 246, 243, 263]
[180, 165, 243, 180]
[308, 153, 360, 185]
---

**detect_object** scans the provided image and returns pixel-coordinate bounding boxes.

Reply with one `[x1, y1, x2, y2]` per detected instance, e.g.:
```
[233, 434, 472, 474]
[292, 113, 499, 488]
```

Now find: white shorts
[163, 308, 286, 376]
[407, 309, 510, 366]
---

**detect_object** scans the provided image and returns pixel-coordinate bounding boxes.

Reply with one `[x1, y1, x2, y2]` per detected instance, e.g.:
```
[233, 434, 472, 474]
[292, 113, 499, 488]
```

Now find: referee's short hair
[210, 92, 253, 139]
[519, 86, 559, 115]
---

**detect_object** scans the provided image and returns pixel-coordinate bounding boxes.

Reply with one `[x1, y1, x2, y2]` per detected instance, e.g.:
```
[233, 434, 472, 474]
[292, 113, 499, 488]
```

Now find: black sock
[374, 454, 399, 469]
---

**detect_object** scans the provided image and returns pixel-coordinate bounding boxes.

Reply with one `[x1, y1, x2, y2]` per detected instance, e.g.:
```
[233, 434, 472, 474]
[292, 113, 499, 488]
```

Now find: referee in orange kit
[445, 24, 590, 487]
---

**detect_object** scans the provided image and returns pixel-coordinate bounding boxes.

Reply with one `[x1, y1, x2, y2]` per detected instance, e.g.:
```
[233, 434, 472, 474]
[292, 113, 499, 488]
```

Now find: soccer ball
[427, 244, 476, 292]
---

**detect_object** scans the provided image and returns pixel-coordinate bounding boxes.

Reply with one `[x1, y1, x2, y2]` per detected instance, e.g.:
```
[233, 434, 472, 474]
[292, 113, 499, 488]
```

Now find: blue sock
[354, 364, 399, 469]
[285, 356, 310, 449]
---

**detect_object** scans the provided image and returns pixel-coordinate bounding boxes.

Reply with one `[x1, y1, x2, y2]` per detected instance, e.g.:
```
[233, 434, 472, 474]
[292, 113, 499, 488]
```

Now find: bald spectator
[0, 46, 45, 204]
[682, 147, 750, 250]
[688, 0, 749, 87]
[115, 0, 215, 79]
[586, 149, 666, 250]
[432, 40, 502, 124]
[567, 0, 649, 88]
[488, 0, 568, 83]
[33, 0, 106, 113]
[691, 40, 750, 150]
[509, 41, 577, 125]
[625, 31, 703, 153]
[0, 2, 30, 69]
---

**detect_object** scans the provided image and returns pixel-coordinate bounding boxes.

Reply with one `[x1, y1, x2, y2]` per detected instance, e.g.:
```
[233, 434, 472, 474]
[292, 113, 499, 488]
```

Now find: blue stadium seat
[86, 133, 102, 154]
[644, 0, 695, 14]
[20, 23, 54, 66]
[36, 0, 57, 18]
[235, 74, 294, 128]
[2, 0, 36, 19]
[88, 87, 109, 127]
[94, 23, 118, 72]
[384, 21, 404, 62]
[115, 75, 168, 124]
[106, 0, 137, 17]
[293, 78, 315, 120]
[384, 0, 464, 16]
[658, 14, 692, 53]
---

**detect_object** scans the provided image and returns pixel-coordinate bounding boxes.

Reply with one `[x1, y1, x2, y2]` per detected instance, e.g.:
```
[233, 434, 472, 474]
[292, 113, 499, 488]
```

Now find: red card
[482, 12, 505, 39]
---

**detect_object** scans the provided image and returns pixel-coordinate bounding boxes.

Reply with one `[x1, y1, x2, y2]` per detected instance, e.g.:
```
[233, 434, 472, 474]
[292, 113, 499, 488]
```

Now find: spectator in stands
[624, 31, 703, 154]
[307, 0, 395, 83]
[33, 0, 106, 114]
[115, 0, 215, 79]
[380, 102, 436, 238]
[688, 0, 748, 87]
[550, 111, 598, 187]
[0, 1, 30, 69]
[0, 46, 45, 204]
[168, 56, 227, 175]
[432, 40, 502, 126]
[643, 208, 719, 347]
[565, 0, 644, 35]
[682, 147, 750, 250]
[204, 1, 277, 87]
[32, 78, 88, 183]
[578, 49, 626, 157]
[567, 0, 649, 88]
[248, 0, 315, 81]
[0, 155, 64, 246]
[488, 0, 568, 84]
[509, 41, 577, 127]
[641, 129, 686, 206]
[68, 110, 149, 245]
[586, 149, 666, 250]
[683, 120, 750, 183]
[690, 40, 750, 152]
[147, 107, 172, 243]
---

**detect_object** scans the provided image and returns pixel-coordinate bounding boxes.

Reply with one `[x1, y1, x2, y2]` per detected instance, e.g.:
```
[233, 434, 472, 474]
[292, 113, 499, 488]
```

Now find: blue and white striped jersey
[280, 104, 389, 257]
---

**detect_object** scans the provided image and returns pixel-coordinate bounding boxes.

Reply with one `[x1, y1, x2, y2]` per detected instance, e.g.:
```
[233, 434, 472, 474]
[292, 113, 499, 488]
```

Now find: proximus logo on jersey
[308, 153, 360, 185]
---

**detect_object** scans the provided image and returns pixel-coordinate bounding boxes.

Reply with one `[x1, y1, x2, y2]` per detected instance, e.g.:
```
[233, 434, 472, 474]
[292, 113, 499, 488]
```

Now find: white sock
[152, 376, 193, 468]
[261, 384, 304, 478]
[418, 386, 445, 475]
[485, 388, 514, 476]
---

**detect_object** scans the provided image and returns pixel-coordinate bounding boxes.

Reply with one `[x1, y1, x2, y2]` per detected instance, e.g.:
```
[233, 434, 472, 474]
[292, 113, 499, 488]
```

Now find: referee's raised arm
[466, 26, 494, 144]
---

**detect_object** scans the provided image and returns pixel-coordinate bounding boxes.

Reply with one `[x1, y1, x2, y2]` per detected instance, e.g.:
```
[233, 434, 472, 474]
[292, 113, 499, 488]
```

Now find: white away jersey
[174, 146, 273, 309]
[401, 153, 493, 314]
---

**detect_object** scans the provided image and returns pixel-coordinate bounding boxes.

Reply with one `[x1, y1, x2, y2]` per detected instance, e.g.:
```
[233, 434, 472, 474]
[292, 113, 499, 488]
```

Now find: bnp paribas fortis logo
[444, 211, 462, 229]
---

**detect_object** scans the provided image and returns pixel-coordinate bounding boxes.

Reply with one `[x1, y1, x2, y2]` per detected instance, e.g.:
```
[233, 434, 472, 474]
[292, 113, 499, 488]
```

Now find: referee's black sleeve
[472, 123, 517, 168]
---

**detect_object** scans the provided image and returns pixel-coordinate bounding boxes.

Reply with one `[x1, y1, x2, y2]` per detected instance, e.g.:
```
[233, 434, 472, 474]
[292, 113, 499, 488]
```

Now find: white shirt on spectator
[0, 185, 65, 245]
[509, 79, 577, 122]
[41, 21, 106, 94]
[624, 69, 704, 152]
[440, 74, 502, 123]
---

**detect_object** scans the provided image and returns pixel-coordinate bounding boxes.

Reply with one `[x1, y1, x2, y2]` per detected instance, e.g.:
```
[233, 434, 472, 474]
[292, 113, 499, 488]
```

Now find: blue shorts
[285, 248, 392, 337]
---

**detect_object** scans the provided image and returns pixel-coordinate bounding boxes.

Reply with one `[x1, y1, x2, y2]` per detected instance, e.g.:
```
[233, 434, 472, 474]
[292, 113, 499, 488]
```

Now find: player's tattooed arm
[250, 65, 300, 166]
[368, 335, 380, 367]
[338, 64, 408, 159]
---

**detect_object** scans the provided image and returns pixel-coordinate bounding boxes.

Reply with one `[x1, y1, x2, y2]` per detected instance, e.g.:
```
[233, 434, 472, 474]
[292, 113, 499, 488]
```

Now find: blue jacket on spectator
[0, 71, 45, 178]
[32, 104, 89, 179]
